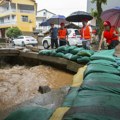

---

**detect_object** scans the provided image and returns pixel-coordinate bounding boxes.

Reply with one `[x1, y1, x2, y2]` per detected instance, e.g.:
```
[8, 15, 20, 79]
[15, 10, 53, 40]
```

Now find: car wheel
[43, 41, 49, 49]
[22, 41, 25, 47]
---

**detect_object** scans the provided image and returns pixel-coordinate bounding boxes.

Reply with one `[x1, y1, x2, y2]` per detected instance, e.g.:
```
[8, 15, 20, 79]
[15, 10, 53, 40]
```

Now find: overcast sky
[35, 0, 87, 17]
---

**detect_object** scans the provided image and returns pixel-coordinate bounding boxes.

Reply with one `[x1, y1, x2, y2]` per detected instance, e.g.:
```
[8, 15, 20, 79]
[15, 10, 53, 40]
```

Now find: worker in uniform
[80, 19, 92, 49]
[58, 22, 68, 46]
[98, 21, 119, 50]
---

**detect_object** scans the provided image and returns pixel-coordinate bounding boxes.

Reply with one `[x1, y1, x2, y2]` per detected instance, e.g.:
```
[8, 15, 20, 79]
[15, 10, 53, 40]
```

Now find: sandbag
[50, 50, 57, 56]
[77, 50, 94, 57]
[84, 64, 120, 77]
[70, 55, 80, 61]
[84, 73, 120, 82]
[39, 50, 53, 56]
[88, 59, 118, 67]
[70, 47, 84, 55]
[115, 57, 120, 65]
[66, 46, 76, 53]
[55, 52, 65, 57]
[63, 53, 73, 60]
[5, 106, 53, 120]
[62, 87, 79, 107]
[77, 57, 90, 64]
[90, 49, 115, 62]
[56, 46, 69, 53]
[118, 66, 120, 71]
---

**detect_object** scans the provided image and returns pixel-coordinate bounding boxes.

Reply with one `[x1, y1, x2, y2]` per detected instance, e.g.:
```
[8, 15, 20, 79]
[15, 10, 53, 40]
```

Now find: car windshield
[75, 30, 80, 35]
[25, 36, 33, 38]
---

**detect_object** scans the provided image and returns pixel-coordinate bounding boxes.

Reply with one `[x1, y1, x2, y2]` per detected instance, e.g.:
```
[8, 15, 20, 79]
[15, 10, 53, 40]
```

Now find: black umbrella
[66, 11, 93, 22]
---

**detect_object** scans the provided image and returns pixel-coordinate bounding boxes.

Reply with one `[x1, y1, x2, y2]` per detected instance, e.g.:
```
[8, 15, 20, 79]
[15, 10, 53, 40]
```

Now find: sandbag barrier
[39, 46, 94, 64]
[62, 49, 120, 120]
[5, 49, 120, 120]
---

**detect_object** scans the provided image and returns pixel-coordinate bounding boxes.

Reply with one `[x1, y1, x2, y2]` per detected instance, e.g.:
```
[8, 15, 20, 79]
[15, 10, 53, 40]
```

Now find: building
[36, 9, 56, 33]
[87, 0, 120, 26]
[0, 0, 37, 38]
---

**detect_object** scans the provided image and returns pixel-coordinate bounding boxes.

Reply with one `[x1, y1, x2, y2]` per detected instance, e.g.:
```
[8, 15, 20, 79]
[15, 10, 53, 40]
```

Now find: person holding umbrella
[47, 23, 58, 49]
[58, 22, 68, 46]
[98, 21, 119, 50]
[80, 19, 92, 49]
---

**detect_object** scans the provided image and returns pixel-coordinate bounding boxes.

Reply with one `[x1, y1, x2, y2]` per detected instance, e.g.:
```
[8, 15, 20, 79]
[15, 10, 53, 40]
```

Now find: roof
[37, 9, 56, 15]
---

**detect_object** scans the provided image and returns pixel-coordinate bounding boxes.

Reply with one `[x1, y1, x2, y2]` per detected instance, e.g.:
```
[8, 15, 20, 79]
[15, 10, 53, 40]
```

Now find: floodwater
[0, 65, 73, 111]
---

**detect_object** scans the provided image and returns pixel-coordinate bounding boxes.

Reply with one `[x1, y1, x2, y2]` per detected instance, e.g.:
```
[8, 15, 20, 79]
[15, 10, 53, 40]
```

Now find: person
[49, 23, 58, 49]
[80, 19, 92, 49]
[58, 22, 68, 46]
[98, 21, 119, 50]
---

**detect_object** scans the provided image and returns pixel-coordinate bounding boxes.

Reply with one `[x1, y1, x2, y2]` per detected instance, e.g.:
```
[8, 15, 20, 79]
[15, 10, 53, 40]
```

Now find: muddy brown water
[0, 65, 73, 111]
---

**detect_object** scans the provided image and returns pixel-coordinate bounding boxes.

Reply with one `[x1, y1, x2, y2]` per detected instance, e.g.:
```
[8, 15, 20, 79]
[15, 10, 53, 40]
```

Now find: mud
[0, 65, 73, 111]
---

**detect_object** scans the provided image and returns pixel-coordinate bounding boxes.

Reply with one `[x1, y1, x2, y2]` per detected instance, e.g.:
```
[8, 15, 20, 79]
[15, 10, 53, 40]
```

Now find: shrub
[6, 27, 22, 38]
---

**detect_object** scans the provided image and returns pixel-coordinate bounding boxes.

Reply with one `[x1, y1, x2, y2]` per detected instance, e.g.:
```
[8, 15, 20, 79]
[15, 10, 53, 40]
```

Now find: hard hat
[103, 21, 111, 27]
[60, 22, 65, 26]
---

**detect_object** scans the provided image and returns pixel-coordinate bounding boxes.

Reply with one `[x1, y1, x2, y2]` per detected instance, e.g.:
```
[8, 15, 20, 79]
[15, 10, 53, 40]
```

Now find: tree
[91, 0, 107, 39]
[6, 27, 22, 39]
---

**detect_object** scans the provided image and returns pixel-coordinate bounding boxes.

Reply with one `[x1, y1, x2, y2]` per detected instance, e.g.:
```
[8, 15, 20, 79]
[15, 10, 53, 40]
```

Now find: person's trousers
[59, 39, 66, 46]
[108, 40, 119, 49]
[82, 40, 91, 49]
[51, 38, 58, 49]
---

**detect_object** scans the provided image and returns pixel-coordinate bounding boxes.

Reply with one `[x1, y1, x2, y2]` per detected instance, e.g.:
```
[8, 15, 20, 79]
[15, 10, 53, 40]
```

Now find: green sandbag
[66, 46, 77, 52]
[82, 75, 120, 94]
[77, 57, 90, 63]
[50, 50, 57, 56]
[77, 50, 94, 57]
[84, 73, 120, 82]
[115, 57, 120, 65]
[62, 87, 79, 107]
[5, 106, 53, 120]
[56, 46, 69, 53]
[70, 47, 84, 55]
[39, 50, 53, 56]
[70, 55, 80, 61]
[91, 49, 115, 62]
[89, 60, 118, 67]
[55, 52, 65, 57]
[84, 64, 120, 77]
[63, 112, 119, 120]
[118, 66, 120, 71]
[73, 90, 120, 107]
[63, 53, 73, 60]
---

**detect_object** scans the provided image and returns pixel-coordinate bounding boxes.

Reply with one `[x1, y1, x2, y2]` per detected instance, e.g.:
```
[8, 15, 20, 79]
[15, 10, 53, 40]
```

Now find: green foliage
[91, 0, 107, 39]
[6, 27, 22, 38]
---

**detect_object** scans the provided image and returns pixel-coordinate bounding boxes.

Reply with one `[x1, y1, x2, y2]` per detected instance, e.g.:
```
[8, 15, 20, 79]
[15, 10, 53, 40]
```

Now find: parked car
[38, 33, 44, 37]
[42, 29, 82, 49]
[12, 36, 38, 46]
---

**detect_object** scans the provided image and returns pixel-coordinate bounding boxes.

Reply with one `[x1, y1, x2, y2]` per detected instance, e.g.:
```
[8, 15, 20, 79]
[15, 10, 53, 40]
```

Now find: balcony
[0, 21, 17, 26]
[19, 10, 34, 14]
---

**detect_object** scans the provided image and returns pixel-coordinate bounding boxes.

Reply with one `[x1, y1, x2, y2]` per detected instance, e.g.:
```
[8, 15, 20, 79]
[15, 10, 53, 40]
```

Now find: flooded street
[0, 65, 73, 111]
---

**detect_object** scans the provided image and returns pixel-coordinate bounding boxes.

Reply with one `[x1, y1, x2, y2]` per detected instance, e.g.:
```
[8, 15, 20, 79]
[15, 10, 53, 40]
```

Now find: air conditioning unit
[29, 20, 32, 23]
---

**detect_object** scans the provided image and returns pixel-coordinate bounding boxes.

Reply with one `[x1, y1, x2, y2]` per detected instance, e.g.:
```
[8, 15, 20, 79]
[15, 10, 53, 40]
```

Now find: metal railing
[0, 21, 17, 26]
[19, 10, 34, 13]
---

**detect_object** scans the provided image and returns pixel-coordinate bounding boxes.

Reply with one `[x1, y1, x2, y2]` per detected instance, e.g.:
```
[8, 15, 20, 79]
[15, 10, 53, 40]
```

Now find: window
[17, 36, 24, 39]
[21, 16, 28, 22]
[75, 30, 80, 35]
[43, 12, 46, 16]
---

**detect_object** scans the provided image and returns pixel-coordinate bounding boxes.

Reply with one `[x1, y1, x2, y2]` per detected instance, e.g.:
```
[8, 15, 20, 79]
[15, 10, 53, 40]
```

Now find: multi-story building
[86, 0, 120, 26]
[36, 9, 56, 33]
[0, 0, 37, 38]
